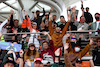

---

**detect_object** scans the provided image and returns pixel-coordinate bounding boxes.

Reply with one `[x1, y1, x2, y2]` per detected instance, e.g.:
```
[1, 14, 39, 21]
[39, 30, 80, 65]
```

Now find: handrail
[2, 30, 97, 35]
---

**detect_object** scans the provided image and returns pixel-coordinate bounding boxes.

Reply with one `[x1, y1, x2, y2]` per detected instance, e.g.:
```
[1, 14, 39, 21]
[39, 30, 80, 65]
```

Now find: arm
[41, 8, 45, 17]
[42, 32, 54, 51]
[19, 50, 24, 67]
[30, 13, 35, 21]
[61, 9, 71, 36]
[64, 43, 73, 67]
[42, 32, 52, 40]
[66, 33, 73, 53]
[0, 19, 8, 31]
[90, 60, 94, 67]
[49, 13, 54, 35]
[27, 16, 33, 32]
[20, 10, 24, 22]
[81, 0, 84, 16]
[67, 7, 70, 18]
[79, 38, 93, 58]
[22, 34, 27, 50]
[49, 7, 53, 15]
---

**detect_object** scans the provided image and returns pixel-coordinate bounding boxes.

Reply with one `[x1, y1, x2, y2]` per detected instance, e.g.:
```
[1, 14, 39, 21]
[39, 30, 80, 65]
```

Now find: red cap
[34, 57, 43, 62]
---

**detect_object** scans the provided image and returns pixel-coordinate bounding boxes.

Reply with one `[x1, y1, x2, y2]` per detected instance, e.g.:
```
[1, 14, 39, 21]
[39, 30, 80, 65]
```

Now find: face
[96, 39, 100, 47]
[55, 27, 61, 33]
[4, 62, 14, 67]
[36, 12, 40, 15]
[71, 36, 77, 42]
[26, 37, 30, 42]
[95, 14, 100, 20]
[34, 62, 43, 67]
[75, 62, 82, 67]
[53, 15, 56, 20]
[14, 20, 18, 27]
[86, 8, 89, 12]
[29, 46, 35, 50]
[40, 22, 45, 28]
[43, 42, 49, 50]
[60, 17, 65, 23]
[80, 17, 85, 23]
[45, 15, 49, 19]
[32, 25, 37, 29]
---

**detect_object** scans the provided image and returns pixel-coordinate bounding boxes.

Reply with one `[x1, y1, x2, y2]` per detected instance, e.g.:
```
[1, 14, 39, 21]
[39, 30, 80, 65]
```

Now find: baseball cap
[34, 57, 43, 63]
[5, 60, 16, 65]
[32, 22, 37, 26]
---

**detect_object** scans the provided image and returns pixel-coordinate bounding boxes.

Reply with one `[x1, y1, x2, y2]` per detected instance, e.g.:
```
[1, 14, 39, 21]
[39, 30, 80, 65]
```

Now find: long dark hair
[27, 45, 36, 56]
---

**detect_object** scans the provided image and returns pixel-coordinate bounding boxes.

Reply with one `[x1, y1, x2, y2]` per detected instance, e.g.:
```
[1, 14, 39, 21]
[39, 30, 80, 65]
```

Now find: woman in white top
[27, 15, 41, 50]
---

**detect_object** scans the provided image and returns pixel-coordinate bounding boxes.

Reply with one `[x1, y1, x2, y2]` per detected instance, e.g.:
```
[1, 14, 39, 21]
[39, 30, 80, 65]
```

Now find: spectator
[92, 37, 100, 66]
[64, 43, 82, 67]
[40, 32, 55, 61]
[22, 34, 30, 50]
[26, 57, 44, 67]
[66, 38, 93, 65]
[89, 13, 100, 36]
[66, 33, 82, 51]
[52, 15, 58, 31]
[81, 0, 93, 24]
[28, 21, 41, 50]
[34, 8, 45, 29]
[57, 16, 68, 30]
[73, 15, 89, 31]
[39, 22, 48, 32]
[64, 43, 95, 67]
[49, 13, 71, 47]
[2, 50, 24, 67]
[26, 49, 61, 67]
[43, 14, 49, 30]
[9, 10, 21, 33]
[24, 43, 39, 62]
[20, 9, 34, 32]
[27, 15, 41, 50]
[67, 7, 77, 31]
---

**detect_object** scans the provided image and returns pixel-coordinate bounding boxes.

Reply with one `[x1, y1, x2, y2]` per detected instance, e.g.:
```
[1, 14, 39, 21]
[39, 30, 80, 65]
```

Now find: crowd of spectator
[0, 0, 100, 67]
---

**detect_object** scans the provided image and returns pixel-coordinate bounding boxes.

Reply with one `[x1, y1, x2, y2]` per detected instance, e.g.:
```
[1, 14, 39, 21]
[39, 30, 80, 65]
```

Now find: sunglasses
[71, 38, 76, 39]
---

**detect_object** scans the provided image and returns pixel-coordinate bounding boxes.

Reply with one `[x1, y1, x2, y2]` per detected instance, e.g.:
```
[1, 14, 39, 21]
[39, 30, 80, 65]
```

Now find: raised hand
[50, 7, 53, 11]
[26, 59, 31, 67]
[67, 7, 70, 11]
[22, 34, 27, 38]
[81, 0, 83, 4]
[89, 38, 93, 45]
[49, 13, 52, 18]
[42, 32, 48, 35]
[19, 49, 24, 57]
[7, 50, 14, 54]
[66, 33, 70, 38]
[72, 6, 76, 13]
[64, 43, 69, 50]
[10, 10, 14, 14]
[0, 32, 2, 37]
[13, 29, 17, 35]
[79, 34, 83, 38]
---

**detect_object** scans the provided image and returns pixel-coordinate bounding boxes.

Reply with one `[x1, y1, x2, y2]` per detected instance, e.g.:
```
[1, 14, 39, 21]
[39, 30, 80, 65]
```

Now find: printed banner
[0, 41, 22, 52]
